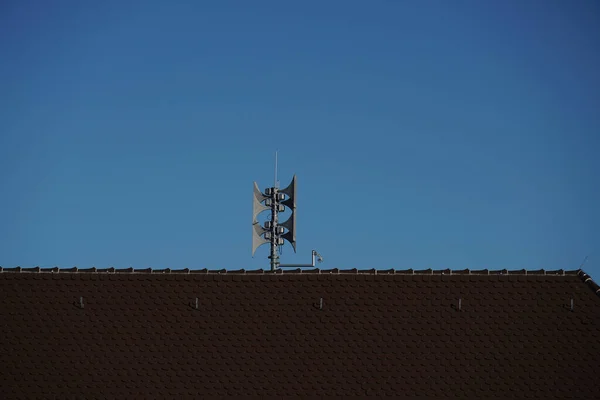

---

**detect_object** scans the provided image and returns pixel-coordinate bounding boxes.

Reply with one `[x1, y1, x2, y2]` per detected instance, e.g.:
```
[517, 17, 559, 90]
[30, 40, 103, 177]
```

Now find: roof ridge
[0, 266, 584, 276]
[4, 267, 596, 297]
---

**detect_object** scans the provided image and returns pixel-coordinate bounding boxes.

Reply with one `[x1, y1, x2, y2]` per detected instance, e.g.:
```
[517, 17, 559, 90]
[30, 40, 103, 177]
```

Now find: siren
[252, 182, 269, 256]
[280, 175, 297, 252]
[251, 162, 298, 269]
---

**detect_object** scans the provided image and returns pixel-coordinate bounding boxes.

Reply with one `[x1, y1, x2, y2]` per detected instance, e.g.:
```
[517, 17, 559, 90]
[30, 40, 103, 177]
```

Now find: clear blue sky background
[1, 1, 598, 276]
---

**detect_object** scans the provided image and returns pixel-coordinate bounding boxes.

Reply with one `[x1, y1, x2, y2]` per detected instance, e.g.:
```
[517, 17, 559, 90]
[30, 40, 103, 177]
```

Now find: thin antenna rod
[274, 150, 278, 188]
[579, 255, 589, 270]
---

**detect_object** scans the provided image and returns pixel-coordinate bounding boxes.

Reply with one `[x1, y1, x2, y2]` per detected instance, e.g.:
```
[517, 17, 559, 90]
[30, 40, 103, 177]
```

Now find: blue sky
[1, 1, 599, 277]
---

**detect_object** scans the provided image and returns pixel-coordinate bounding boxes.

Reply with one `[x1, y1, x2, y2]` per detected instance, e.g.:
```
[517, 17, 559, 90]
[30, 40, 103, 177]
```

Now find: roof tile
[1, 269, 599, 398]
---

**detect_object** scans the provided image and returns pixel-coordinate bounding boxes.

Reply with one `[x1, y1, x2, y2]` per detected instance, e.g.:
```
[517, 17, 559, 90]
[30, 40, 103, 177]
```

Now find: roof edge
[578, 269, 600, 297]
[2, 266, 598, 296]
[0, 266, 584, 276]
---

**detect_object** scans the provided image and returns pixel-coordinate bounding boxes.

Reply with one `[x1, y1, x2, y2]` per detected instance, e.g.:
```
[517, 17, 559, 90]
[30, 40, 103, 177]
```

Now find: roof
[1, 268, 599, 398]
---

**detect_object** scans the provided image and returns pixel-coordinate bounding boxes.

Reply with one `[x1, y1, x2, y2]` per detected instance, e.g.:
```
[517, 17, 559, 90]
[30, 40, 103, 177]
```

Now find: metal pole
[269, 187, 279, 271]
[268, 150, 280, 271]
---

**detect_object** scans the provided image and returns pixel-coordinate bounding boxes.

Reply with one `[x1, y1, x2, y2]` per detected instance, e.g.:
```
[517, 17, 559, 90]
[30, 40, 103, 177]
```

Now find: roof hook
[570, 298, 574, 312]
[190, 297, 199, 310]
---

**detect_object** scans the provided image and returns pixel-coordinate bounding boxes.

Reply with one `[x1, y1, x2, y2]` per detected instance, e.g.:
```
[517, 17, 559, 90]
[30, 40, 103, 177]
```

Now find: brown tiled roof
[1, 268, 599, 399]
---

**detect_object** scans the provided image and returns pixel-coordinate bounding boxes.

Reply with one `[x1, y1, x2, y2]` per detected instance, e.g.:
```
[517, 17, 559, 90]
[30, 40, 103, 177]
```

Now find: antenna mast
[252, 154, 297, 271]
